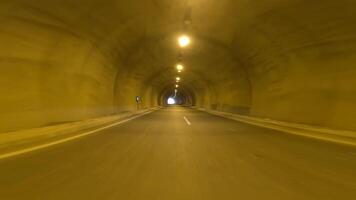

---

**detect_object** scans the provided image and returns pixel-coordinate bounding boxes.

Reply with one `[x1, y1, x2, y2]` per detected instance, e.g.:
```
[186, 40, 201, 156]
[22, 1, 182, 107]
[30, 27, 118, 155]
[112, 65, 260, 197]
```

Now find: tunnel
[0, 0, 356, 199]
[1, 0, 356, 132]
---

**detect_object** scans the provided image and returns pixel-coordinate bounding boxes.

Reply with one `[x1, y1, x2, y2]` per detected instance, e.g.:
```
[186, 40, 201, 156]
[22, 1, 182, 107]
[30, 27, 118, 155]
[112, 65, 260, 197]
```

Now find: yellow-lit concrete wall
[0, 0, 161, 132]
[225, 0, 356, 130]
[189, 0, 356, 130]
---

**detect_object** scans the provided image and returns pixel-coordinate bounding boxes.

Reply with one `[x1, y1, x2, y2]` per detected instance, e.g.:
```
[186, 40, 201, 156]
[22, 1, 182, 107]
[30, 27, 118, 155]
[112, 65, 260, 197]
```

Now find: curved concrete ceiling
[1, 0, 356, 132]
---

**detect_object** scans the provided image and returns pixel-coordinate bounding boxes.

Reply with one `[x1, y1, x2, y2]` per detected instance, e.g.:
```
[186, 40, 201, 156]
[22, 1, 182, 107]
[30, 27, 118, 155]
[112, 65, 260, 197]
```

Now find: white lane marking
[184, 116, 191, 126]
[0, 110, 156, 160]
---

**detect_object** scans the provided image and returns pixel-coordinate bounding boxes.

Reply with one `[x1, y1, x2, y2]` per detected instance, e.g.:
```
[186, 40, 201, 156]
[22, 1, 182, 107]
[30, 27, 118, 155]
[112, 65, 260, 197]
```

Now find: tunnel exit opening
[158, 84, 196, 107]
[167, 97, 176, 105]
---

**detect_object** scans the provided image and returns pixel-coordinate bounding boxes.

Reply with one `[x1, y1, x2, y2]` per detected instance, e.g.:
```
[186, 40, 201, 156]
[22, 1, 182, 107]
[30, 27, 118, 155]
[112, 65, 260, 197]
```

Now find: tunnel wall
[202, 35, 356, 130]
[0, 2, 158, 133]
[196, 0, 356, 131]
[248, 51, 356, 130]
[248, 0, 356, 131]
[209, 66, 252, 115]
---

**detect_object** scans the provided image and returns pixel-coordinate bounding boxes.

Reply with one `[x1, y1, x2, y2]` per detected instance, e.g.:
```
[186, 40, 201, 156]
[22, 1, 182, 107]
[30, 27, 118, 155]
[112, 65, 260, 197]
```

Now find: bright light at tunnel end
[167, 97, 176, 105]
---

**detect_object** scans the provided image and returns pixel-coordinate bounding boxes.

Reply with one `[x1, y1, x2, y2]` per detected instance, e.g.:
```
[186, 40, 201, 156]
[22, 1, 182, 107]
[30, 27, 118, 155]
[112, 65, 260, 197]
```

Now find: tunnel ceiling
[1, 0, 356, 132]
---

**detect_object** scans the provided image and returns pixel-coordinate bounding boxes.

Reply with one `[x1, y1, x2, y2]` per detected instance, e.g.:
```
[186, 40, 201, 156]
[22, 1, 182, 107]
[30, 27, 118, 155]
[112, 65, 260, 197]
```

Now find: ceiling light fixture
[176, 64, 184, 71]
[178, 35, 191, 48]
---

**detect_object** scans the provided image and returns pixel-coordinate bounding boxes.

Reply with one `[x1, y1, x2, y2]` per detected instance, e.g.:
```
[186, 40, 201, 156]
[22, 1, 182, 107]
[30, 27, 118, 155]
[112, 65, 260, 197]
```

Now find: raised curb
[196, 108, 356, 147]
[0, 107, 160, 154]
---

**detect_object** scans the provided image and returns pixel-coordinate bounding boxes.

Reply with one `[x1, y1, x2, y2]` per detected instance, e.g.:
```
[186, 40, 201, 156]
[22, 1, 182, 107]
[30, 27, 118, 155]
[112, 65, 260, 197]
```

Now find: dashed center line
[183, 116, 191, 126]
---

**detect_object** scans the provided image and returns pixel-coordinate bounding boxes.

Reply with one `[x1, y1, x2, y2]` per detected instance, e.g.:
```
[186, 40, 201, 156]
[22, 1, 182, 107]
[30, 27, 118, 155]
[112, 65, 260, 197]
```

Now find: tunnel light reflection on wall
[167, 97, 176, 105]
[178, 35, 191, 47]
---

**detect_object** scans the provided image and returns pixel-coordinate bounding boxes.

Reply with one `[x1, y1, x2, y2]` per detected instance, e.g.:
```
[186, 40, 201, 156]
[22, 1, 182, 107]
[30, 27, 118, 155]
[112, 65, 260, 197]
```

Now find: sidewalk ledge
[0, 107, 160, 155]
[195, 108, 356, 147]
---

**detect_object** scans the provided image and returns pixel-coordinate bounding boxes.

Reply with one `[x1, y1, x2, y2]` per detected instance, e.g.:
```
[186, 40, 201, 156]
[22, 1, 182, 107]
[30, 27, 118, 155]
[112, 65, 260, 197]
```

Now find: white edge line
[0, 110, 156, 160]
[184, 116, 191, 126]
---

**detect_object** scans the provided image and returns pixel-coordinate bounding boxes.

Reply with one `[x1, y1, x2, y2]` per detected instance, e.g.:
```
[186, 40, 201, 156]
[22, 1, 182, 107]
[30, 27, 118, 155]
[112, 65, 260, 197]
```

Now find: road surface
[0, 107, 355, 200]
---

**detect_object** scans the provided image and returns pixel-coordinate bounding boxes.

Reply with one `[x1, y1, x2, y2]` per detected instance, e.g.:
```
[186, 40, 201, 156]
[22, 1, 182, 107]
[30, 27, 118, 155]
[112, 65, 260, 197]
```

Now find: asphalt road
[0, 107, 356, 200]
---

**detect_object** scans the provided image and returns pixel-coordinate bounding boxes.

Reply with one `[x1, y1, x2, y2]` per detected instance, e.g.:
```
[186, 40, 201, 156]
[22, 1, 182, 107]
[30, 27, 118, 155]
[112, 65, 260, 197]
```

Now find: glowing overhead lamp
[175, 84, 179, 88]
[176, 77, 181, 82]
[176, 64, 184, 71]
[178, 35, 191, 47]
